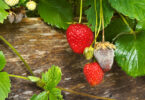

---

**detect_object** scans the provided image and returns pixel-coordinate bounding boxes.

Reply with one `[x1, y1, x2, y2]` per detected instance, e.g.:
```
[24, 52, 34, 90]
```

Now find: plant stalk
[8, 74, 114, 100]
[119, 14, 134, 33]
[57, 86, 115, 100]
[9, 74, 29, 80]
[66, 22, 87, 24]
[94, 0, 98, 44]
[79, 0, 83, 23]
[0, 35, 34, 76]
[100, 0, 105, 42]
[95, 0, 102, 41]
[119, 14, 136, 39]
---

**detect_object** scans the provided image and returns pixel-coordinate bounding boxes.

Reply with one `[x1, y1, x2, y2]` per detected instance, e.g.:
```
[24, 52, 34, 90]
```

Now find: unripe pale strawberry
[83, 46, 94, 60]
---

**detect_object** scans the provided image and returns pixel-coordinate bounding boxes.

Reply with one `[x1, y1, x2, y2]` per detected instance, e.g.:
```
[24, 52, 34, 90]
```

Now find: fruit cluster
[66, 24, 116, 86]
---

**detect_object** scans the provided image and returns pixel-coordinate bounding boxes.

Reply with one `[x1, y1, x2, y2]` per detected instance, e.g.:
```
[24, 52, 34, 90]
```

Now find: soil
[0, 18, 145, 100]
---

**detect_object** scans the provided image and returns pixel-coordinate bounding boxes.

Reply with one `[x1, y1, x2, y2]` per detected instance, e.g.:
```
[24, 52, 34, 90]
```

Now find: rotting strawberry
[66, 24, 94, 54]
[94, 42, 116, 72]
[83, 62, 104, 86]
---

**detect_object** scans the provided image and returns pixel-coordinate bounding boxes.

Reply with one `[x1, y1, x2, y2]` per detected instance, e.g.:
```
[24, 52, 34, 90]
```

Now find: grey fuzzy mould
[8, 14, 15, 23]
[94, 48, 114, 71]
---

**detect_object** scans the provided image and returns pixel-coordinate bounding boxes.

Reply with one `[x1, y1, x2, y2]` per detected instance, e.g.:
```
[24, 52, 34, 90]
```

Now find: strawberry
[83, 62, 104, 86]
[83, 46, 94, 60]
[66, 24, 94, 54]
[94, 42, 116, 72]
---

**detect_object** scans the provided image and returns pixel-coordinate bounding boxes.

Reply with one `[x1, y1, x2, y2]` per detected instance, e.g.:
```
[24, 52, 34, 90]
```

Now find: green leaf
[30, 91, 48, 100]
[20, 0, 27, 3]
[0, 8, 9, 23]
[30, 94, 37, 100]
[28, 76, 40, 82]
[136, 20, 145, 31]
[42, 65, 62, 90]
[49, 93, 56, 100]
[0, 0, 10, 9]
[0, 0, 9, 23]
[0, 51, 6, 71]
[49, 88, 63, 100]
[108, 0, 145, 20]
[104, 18, 132, 41]
[85, 0, 114, 31]
[19, 0, 28, 5]
[115, 31, 145, 77]
[38, 0, 73, 29]
[0, 72, 11, 100]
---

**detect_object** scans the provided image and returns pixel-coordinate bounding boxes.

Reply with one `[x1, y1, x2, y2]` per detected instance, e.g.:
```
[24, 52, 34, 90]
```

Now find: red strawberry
[66, 24, 94, 54]
[83, 62, 104, 86]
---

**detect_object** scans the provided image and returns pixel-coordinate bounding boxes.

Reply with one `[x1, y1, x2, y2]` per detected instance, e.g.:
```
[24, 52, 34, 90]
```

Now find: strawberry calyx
[94, 42, 116, 50]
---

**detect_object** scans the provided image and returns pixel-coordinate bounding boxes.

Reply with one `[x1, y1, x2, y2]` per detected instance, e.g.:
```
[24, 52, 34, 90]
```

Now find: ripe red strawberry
[83, 62, 104, 86]
[66, 24, 94, 54]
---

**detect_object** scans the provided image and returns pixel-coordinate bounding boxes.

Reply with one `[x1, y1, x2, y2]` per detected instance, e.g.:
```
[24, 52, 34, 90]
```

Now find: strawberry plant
[1, 0, 145, 99]
[0, 50, 64, 100]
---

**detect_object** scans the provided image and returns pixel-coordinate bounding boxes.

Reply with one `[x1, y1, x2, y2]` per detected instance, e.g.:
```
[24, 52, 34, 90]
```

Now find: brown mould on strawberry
[94, 42, 116, 72]
[7, 7, 26, 24]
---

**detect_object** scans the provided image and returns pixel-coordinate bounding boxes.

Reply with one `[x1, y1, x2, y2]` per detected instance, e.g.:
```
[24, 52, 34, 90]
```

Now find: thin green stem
[95, 20, 102, 41]
[79, 0, 83, 23]
[112, 32, 130, 42]
[94, 0, 98, 44]
[119, 14, 136, 39]
[100, 0, 105, 42]
[90, 40, 95, 47]
[9, 74, 29, 80]
[57, 86, 115, 100]
[95, 0, 102, 41]
[9, 73, 115, 100]
[36, 80, 115, 100]
[0, 36, 34, 76]
[66, 22, 87, 24]
[119, 14, 134, 33]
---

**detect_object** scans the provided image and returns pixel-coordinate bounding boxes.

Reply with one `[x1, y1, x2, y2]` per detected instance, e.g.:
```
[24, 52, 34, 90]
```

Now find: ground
[0, 18, 145, 100]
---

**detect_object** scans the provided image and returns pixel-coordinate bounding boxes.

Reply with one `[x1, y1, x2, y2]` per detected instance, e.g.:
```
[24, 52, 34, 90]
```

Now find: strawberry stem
[9, 74, 29, 80]
[66, 22, 87, 24]
[57, 86, 115, 100]
[100, 0, 105, 42]
[94, 0, 98, 44]
[119, 14, 136, 39]
[94, 0, 102, 43]
[9, 73, 114, 100]
[0, 35, 34, 76]
[79, 0, 83, 23]
[119, 14, 134, 33]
